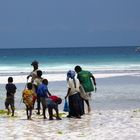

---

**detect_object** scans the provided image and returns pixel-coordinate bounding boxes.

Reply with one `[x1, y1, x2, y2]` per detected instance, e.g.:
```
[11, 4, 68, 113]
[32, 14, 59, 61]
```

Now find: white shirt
[30, 69, 38, 83]
[67, 78, 80, 96]
[33, 77, 43, 87]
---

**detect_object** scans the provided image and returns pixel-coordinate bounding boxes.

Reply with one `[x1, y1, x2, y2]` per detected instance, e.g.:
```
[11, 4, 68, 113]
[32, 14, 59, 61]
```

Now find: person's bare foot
[88, 106, 91, 113]
[7, 109, 11, 115]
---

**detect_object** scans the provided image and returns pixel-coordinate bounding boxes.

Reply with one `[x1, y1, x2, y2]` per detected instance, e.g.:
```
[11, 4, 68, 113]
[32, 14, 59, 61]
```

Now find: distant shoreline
[0, 71, 139, 84]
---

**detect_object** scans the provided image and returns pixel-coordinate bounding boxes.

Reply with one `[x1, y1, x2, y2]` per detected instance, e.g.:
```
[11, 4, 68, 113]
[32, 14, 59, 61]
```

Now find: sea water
[0, 46, 140, 110]
[0, 46, 140, 77]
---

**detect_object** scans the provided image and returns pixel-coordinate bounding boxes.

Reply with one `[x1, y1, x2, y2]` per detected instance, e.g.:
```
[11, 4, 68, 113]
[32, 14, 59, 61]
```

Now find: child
[5, 77, 17, 116]
[37, 79, 51, 119]
[22, 83, 35, 120]
[48, 95, 62, 120]
[37, 79, 61, 120]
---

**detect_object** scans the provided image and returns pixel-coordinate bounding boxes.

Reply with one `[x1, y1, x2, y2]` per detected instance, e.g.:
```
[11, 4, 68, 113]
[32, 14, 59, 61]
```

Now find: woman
[65, 70, 83, 118]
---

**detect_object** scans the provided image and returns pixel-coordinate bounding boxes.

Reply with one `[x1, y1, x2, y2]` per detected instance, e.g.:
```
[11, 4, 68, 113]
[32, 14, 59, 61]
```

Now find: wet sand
[0, 75, 140, 140]
[0, 109, 140, 140]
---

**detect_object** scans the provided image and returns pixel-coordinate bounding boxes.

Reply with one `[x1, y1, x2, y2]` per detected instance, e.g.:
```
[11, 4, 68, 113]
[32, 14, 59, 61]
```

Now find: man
[74, 65, 97, 113]
[33, 70, 43, 114]
[27, 60, 39, 83]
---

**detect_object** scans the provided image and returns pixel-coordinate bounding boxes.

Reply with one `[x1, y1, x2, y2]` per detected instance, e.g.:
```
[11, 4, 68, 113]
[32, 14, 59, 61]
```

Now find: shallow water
[0, 75, 140, 139]
[0, 75, 140, 111]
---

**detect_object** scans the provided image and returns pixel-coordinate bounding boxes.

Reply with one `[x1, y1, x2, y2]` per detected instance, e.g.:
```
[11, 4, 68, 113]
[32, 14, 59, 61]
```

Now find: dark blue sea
[0, 46, 140, 77]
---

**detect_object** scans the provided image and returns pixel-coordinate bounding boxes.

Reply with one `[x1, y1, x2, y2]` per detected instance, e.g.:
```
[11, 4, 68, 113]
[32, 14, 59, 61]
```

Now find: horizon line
[0, 45, 139, 49]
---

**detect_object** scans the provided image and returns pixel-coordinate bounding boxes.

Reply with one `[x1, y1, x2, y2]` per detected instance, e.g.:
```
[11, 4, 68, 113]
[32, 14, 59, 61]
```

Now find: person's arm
[91, 75, 96, 85]
[27, 75, 31, 79]
[91, 75, 97, 92]
[14, 85, 17, 93]
[44, 86, 52, 97]
[65, 88, 71, 99]
[47, 90, 52, 96]
[27, 71, 34, 79]
[65, 79, 72, 99]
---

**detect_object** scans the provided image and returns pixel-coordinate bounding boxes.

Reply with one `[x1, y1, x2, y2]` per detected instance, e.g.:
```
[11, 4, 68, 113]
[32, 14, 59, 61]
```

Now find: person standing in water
[33, 70, 43, 115]
[27, 60, 40, 110]
[22, 82, 35, 120]
[65, 70, 82, 118]
[74, 65, 97, 113]
[5, 77, 17, 116]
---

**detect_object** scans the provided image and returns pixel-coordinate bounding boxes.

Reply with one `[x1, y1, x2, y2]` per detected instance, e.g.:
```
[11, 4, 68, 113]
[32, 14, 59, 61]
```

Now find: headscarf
[67, 70, 76, 88]
[67, 70, 75, 79]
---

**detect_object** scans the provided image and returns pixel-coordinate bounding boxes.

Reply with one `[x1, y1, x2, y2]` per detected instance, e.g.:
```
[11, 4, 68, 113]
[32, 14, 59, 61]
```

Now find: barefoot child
[47, 95, 62, 120]
[22, 83, 35, 120]
[5, 77, 17, 116]
[37, 79, 61, 120]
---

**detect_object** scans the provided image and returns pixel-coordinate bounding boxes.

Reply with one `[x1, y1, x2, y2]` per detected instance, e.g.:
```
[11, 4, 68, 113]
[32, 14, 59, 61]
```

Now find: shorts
[40, 97, 48, 108]
[5, 97, 14, 109]
[40, 97, 58, 109]
[47, 99, 58, 110]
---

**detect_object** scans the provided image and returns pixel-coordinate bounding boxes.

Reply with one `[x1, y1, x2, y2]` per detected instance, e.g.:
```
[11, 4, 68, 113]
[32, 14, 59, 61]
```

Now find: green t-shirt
[77, 70, 94, 92]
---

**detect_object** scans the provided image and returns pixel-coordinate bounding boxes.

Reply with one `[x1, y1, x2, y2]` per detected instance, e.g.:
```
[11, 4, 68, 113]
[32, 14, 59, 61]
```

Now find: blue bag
[63, 99, 69, 112]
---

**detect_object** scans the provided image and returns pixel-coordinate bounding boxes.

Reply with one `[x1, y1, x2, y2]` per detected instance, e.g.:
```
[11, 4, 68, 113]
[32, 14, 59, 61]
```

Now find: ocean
[0, 46, 140, 110]
[0, 46, 140, 77]
[0, 47, 140, 140]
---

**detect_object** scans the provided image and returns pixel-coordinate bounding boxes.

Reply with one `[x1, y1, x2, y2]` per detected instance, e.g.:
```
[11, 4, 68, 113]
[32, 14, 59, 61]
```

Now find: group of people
[4, 60, 97, 120]
[65, 66, 97, 119]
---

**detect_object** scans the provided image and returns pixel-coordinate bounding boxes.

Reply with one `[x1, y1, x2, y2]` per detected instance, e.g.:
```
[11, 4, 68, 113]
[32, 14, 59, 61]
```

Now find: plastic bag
[63, 99, 69, 112]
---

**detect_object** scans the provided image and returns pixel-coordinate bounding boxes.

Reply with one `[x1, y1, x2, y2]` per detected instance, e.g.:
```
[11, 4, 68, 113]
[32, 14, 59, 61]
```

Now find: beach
[0, 73, 140, 140]
[1, 109, 140, 140]
[0, 47, 140, 139]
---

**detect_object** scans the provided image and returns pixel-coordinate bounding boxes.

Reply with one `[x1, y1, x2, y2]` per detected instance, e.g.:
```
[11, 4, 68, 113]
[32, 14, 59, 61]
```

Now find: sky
[0, 0, 140, 48]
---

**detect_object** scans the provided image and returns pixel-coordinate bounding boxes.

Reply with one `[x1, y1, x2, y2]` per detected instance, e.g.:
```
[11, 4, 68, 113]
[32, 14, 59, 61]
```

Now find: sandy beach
[0, 74, 140, 140]
[0, 109, 140, 140]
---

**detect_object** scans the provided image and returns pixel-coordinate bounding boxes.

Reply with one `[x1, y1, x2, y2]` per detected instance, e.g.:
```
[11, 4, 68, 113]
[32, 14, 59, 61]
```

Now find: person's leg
[29, 109, 32, 120]
[48, 106, 53, 120]
[84, 99, 91, 113]
[26, 106, 29, 119]
[11, 99, 15, 116]
[5, 98, 11, 115]
[43, 108, 47, 119]
[11, 107, 14, 116]
[40, 97, 47, 119]
[37, 96, 41, 115]
[54, 105, 61, 120]
[5, 102, 10, 115]
[7, 107, 10, 115]
[32, 96, 36, 109]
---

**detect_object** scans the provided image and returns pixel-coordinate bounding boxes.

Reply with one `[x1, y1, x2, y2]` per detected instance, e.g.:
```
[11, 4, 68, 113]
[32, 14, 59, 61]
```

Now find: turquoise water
[0, 46, 140, 75]
[0, 46, 140, 110]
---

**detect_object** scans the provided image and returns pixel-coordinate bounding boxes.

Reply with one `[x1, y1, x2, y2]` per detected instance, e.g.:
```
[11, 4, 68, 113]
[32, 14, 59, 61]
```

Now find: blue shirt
[37, 83, 49, 98]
